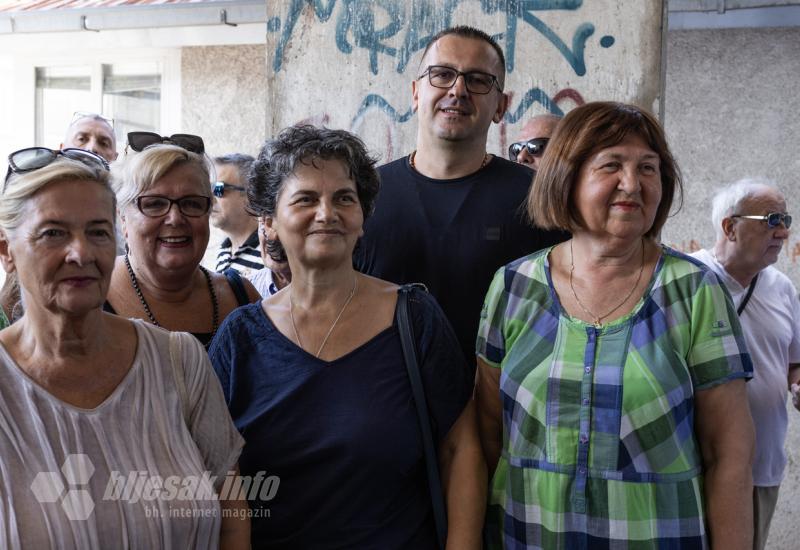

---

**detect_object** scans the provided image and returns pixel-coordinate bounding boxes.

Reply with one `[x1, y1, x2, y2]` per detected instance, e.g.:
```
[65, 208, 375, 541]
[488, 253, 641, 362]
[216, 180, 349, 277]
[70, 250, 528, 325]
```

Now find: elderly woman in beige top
[0, 148, 249, 549]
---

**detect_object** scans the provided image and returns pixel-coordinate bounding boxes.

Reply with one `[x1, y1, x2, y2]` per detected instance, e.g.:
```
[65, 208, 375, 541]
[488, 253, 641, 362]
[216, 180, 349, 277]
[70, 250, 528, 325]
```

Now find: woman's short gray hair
[0, 158, 114, 232]
[113, 144, 211, 211]
[710, 178, 778, 240]
[248, 125, 380, 262]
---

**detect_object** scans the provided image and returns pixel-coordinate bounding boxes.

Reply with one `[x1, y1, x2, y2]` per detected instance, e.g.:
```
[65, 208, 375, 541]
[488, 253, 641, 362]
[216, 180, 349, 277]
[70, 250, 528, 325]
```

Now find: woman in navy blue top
[209, 125, 485, 549]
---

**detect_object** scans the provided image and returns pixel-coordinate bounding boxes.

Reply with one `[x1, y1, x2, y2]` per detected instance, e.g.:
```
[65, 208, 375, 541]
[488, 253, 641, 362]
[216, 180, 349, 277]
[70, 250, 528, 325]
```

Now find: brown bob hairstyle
[528, 101, 682, 239]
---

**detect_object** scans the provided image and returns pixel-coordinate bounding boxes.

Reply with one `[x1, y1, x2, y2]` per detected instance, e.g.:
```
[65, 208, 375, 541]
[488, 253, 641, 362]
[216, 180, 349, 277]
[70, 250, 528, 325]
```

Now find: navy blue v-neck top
[208, 289, 471, 549]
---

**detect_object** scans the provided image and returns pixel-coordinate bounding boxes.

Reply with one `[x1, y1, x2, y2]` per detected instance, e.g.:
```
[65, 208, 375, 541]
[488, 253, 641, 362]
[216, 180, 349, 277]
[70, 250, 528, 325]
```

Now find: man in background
[508, 113, 561, 169]
[691, 178, 800, 550]
[212, 153, 264, 277]
[61, 112, 118, 162]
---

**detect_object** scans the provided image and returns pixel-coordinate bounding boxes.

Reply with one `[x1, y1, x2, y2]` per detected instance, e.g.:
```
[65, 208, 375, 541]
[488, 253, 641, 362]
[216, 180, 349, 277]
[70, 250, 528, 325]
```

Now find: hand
[791, 384, 800, 412]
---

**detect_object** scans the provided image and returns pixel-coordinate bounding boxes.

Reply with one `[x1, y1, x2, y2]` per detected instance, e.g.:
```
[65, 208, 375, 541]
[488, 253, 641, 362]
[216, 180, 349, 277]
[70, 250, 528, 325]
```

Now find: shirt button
[584, 366, 592, 373]
[578, 467, 586, 475]
[580, 434, 589, 444]
[582, 398, 590, 405]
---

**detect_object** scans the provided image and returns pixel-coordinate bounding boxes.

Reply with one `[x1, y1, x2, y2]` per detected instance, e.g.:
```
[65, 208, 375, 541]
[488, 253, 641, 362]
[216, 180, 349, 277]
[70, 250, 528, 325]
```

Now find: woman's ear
[0, 229, 16, 274]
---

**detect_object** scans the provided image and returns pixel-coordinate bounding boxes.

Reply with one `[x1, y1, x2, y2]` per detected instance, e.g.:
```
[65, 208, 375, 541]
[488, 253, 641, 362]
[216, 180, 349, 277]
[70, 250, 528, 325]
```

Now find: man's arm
[787, 363, 800, 411]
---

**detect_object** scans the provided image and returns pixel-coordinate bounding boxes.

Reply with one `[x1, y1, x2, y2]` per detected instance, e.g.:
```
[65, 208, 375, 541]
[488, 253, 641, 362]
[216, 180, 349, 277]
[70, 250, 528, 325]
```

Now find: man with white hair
[691, 178, 800, 550]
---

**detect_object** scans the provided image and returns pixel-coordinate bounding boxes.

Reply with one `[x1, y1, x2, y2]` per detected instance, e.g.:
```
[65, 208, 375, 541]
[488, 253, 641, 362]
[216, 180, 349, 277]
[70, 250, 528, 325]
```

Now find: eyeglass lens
[137, 195, 211, 217]
[425, 65, 496, 94]
[508, 138, 549, 160]
[767, 213, 792, 228]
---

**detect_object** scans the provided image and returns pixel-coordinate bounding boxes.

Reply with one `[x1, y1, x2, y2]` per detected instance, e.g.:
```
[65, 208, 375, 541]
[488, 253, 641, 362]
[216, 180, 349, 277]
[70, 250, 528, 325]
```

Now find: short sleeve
[787, 284, 800, 363]
[688, 269, 754, 389]
[476, 266, 509, 368]
[178, 331, 244, 487]
[410, 288, 473, 444]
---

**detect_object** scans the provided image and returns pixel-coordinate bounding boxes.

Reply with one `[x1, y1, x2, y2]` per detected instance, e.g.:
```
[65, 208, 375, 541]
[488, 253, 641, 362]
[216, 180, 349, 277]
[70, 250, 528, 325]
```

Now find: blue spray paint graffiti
[268, 0, 614, 77]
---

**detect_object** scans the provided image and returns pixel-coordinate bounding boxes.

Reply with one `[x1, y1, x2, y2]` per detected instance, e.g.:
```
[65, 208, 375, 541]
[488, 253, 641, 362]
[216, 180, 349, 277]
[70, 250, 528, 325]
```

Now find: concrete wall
[181, 43, 267, 266]
[182, 44, 267, 158]
[265, 0, 665, 164]
[662, 27, 800, 286]
[664, 27, 800, 550]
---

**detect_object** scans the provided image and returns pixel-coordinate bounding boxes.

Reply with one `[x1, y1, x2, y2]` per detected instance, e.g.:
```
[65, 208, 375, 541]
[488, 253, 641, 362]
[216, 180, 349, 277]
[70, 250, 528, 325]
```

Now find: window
[35, 61, 163, 153]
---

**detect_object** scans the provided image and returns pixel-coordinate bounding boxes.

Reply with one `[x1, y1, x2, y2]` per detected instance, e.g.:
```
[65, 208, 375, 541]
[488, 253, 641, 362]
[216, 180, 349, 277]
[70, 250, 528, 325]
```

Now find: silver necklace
[569, 239, 645, 327]
[289, 275, 358, 358]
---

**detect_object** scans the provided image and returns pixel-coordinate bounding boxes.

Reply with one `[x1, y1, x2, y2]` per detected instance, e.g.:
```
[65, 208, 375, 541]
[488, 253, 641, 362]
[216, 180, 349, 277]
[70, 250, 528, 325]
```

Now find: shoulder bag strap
[169, 331, 191, 426]
[224, 268, 250, 306]
[396, 284, 447, 549]
[737, 273, 759, 316]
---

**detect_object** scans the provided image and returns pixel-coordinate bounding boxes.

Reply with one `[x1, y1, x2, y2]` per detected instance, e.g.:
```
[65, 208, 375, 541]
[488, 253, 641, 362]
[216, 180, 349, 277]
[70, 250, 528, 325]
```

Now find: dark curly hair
[248, 125, 380, 262]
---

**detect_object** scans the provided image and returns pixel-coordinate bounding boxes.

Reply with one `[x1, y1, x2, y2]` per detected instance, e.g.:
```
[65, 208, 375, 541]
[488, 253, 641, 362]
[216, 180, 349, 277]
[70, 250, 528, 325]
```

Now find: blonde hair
[0, 158, 114, 232]
[113, 144, 211, 211]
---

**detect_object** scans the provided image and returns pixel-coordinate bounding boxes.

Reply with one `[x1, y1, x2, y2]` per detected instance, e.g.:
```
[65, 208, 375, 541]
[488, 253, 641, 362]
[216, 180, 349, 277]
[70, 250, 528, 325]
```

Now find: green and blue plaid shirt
[477, 245, 752, 550]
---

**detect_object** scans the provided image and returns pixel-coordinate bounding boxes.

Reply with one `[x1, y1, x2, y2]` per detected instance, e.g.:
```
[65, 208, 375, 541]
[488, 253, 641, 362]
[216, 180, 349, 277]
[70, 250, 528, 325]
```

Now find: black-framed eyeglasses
[5, 147, 109, 190]
[731, 212, 792, 229]
[136, 195, 212, 218]
[212, 181, 246, 198]
[417, 65, 502, 94]
[127, 132, 205, 155]
[508, 138, 549, 161]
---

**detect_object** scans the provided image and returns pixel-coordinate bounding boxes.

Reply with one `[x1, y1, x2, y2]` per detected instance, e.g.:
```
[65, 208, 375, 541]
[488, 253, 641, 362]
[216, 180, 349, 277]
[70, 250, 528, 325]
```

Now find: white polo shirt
[692, 248, 800, 486]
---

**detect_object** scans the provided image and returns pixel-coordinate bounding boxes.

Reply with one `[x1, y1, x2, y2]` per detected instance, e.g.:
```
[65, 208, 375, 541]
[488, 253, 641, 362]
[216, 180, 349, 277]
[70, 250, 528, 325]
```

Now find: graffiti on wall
[267, 0, 613, 158]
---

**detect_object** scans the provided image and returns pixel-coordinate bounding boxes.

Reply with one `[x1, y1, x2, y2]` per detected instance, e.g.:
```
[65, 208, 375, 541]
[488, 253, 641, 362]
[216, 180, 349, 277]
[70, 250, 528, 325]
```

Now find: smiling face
[121, 162, 211, 275]
[0, 179, 116, 316]
[62, 117, 118, 162]
[412, 34, 508, 146]
[572, 134, 663, 241]
[726, 188, 789, 271]
[265, 158, 363, 270]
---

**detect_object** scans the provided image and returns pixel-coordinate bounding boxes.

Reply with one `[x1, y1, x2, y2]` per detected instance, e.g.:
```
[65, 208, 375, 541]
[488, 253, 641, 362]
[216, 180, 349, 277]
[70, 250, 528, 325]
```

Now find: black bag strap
[395, 284, 447, 549]
[737, 273, 759, 316]
[224, 268, 250, 306]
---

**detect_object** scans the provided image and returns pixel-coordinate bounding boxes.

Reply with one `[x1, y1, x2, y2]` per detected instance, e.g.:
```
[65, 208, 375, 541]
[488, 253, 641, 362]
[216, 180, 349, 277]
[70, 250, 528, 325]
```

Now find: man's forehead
[517, 119, 557, 141]
[215, 163, 241, 182]
[740, 188, 786, 212]
[68, 118, 114, 139]
[423, 34, 502, 72]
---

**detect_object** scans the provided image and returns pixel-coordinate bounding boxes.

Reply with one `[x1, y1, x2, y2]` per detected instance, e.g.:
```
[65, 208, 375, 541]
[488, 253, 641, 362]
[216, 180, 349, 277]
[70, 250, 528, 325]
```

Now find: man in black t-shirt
[356, 26, 567, 371]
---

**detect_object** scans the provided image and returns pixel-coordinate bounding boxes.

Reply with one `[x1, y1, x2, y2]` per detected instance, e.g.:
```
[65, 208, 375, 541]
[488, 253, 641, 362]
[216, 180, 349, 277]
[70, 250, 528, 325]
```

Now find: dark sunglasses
[5, 147, 109, 190]
[127, 132, 205, 154]
[508, 138, 549, 161]
[731, 212, 792, 229]
[136, 195, 212, 218]
[212, 181, 246, 197]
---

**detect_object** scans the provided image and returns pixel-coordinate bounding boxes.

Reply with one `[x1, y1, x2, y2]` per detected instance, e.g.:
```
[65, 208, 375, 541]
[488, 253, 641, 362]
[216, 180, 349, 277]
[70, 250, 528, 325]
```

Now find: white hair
[710, 177, 781, 240]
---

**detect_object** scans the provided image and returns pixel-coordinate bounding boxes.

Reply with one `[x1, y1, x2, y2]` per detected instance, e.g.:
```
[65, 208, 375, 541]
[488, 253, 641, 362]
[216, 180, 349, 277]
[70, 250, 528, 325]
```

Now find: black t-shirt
[356, 155, 569, 371]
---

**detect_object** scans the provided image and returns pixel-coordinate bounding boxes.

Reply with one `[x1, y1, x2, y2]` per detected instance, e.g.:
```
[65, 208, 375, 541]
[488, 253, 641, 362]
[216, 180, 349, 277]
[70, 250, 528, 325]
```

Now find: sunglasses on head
[731, 212, 792, 229]
[508, 137, 549, 161]
[5, 147, 110, 191]
[212, 181, 246, 198]
[126, 132, 205, 155]
[71, 111, 114, 128]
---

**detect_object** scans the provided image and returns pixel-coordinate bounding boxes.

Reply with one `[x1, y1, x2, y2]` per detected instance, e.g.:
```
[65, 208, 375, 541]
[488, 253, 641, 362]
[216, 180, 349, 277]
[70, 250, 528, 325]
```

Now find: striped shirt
[215, 230, 264, 277]
[477, 245, 752, 550]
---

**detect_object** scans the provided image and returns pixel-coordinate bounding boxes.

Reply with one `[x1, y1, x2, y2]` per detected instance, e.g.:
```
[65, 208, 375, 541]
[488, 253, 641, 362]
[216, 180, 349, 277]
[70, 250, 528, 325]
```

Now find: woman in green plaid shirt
[476, 102, 755, 549]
